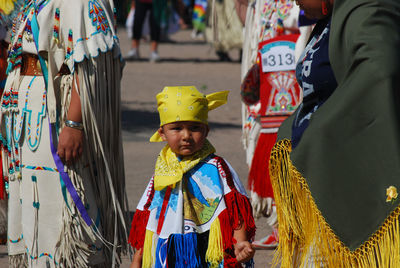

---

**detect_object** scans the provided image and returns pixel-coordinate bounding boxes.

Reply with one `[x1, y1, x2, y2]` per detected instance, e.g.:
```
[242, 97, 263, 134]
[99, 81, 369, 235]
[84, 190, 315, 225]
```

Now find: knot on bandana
[150, 86, 229, 142]
[154, 140, 216, 191]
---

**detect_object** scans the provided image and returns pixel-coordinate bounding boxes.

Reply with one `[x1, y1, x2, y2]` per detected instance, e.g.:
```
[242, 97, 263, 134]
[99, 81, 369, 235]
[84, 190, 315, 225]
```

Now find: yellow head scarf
[0, 0, 15, 15]
[150, 86, 229, 142]
[151, 86, 229, 190]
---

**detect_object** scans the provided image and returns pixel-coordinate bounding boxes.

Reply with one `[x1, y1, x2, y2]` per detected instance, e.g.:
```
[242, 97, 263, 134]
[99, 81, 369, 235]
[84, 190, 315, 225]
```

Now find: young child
[129, 86, 256, 267]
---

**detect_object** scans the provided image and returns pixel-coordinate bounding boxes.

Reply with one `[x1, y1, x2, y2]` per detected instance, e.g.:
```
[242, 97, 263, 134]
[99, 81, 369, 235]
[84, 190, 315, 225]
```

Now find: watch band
[65, 120, 84, 130]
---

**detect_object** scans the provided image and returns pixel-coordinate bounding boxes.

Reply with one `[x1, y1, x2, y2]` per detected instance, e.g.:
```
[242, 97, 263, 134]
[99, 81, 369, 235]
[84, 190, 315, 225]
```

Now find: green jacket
[279, 0, 400, 251]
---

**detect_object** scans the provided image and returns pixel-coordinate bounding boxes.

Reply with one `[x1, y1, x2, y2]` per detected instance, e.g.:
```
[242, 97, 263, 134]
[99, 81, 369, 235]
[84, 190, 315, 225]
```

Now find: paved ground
[0, 28, 275, 267]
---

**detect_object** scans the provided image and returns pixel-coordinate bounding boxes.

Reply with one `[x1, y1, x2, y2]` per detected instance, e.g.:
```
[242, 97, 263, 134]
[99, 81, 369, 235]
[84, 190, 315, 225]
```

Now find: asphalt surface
[0, 28, 275, 267]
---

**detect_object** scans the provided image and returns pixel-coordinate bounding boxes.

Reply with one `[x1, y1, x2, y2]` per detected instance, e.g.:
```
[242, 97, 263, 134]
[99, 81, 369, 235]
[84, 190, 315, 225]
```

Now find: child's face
[158, 121, 209, 156]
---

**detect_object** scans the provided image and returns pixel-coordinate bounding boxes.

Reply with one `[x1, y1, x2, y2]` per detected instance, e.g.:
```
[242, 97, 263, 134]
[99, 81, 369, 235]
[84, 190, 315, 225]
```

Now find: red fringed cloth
[247, 132, 277, 198]
[129, 209, 150, 250]
[216, 156, 256, 267]
[128, 181, 155, 250]
[217, 156, 256, 239]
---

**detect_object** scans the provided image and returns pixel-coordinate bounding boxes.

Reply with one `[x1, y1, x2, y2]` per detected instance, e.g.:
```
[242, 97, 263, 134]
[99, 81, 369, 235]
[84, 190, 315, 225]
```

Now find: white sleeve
[58, 0, 120, 71]
[136, 177, 155, 211]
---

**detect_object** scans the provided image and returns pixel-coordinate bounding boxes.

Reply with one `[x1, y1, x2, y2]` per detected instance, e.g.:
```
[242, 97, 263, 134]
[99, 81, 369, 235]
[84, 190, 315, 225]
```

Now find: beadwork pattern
[88, 0, 110, 35]
[22, 165, 59, 172]
[53, 8, 60, 43]
[9, 234, 23, 243]
[66, 29, 73, 59]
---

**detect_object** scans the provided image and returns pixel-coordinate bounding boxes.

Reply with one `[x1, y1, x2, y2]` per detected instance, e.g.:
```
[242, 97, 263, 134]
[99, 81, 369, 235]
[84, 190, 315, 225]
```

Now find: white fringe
[0, 199, 7, 235]
[54, 169, 97, 268]
[52, 49, 129, 267]
[9, 253, 28, 268]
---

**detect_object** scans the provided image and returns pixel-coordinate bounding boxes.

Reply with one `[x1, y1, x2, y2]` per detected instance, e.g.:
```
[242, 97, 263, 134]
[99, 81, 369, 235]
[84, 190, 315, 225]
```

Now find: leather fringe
[270, 139, 400, 267]
[9, 253, 28, 268]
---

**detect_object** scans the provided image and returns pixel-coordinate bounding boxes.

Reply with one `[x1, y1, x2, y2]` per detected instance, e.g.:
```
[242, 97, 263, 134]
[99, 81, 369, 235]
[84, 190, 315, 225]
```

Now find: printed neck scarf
[154, 139, 215, 191]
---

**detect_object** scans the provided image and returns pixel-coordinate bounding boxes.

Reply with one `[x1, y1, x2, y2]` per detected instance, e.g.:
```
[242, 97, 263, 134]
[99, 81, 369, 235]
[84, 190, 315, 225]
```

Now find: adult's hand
[57, 126, 83, 165]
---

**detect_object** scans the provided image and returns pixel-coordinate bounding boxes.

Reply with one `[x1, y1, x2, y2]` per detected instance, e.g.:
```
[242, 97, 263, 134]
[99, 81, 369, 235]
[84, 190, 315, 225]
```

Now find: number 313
[266, 53, 294, 67]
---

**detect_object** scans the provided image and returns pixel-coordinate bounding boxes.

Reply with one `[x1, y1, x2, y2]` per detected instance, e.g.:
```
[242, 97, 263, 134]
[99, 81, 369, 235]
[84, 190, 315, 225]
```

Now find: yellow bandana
[154, 140, 215, 191]
[0, 0, 15, 15]
[150, 86, 229, 142]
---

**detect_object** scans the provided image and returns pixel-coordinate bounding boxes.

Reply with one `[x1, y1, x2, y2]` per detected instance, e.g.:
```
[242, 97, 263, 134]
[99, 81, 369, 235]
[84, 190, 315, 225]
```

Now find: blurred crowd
[123, 0, 243, 62]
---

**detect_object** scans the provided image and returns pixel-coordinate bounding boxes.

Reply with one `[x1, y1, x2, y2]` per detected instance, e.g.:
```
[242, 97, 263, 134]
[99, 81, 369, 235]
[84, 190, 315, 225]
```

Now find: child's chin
[178, 149, 195, 156]
[180, 151, 193, 156]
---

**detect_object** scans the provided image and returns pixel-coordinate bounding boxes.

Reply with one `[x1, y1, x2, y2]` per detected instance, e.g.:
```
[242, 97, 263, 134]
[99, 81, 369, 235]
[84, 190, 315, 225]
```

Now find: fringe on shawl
[224, 190, 256, 240]
[218, 155, 256, 267]
[142, 230, 155, 268]
[216, 156, 256, 240]
[216, 156, 256, 266]
[53, 50, 129, 267]
[218, 210, 241, 268]
[128, 209, 150, 250]
[207, 211, 255, 268]
[270, 139, 400, 268]
[206, 217, 224, 267]
[9, 253, 28, 268]
[167, 233, 202, 268]
[218, 209, 234, 251]
[138, 210, 245, 268]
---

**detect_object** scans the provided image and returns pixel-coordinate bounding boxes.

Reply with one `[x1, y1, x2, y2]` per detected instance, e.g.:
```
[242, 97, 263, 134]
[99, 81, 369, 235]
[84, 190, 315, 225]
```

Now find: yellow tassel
[269, 139, 400, 268]
[205, 217, 224, 267]
[142, 230, 154, 268]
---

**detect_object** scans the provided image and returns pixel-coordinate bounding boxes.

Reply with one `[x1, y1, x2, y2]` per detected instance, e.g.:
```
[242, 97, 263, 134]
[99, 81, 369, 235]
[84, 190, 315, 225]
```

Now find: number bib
[259, 34, 298, 73]
[257, 34, 303, 131]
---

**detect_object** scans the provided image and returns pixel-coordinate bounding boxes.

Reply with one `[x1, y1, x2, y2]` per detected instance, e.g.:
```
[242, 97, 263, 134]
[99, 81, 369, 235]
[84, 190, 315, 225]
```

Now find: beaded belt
[20, 54, 43, 76]
[20, 54, 70, 76]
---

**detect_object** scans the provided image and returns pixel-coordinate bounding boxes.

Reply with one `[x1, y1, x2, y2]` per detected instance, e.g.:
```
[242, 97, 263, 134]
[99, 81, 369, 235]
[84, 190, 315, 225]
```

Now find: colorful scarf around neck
[154, 139, 215, 191]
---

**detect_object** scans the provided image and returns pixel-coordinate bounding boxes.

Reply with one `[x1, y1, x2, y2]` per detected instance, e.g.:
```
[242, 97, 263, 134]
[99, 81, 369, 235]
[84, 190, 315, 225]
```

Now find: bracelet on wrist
[65, 120, 84, 130]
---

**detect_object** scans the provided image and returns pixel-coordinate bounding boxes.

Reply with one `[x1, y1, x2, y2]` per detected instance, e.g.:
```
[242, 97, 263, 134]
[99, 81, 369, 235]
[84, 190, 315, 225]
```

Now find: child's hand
[234, 240, 255, 263]
[130, 248, 143, 268]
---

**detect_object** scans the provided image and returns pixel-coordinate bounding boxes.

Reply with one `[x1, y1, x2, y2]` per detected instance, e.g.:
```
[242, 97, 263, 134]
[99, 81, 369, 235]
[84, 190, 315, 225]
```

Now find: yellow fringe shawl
[270, 139, 400, 268]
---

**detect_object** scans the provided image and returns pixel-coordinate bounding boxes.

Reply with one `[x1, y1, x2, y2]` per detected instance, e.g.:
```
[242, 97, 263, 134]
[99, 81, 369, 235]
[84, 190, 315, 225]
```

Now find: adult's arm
[235, 0, 248, 25]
